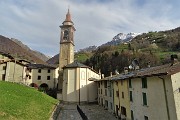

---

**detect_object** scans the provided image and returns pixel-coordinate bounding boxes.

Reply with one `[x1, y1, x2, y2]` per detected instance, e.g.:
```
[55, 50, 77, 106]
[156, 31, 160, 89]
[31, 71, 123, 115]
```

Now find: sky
[0, 0, 180, 57]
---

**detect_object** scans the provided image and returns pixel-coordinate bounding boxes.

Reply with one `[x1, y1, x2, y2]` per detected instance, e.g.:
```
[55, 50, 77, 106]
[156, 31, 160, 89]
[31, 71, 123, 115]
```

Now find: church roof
[63, 61, 100, 74]
[64, 61, 88, 68]
[27, 64, 56, 69]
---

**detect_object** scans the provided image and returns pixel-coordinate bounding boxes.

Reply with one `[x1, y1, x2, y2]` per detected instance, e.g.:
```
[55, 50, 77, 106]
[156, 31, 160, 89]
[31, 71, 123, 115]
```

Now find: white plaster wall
[131, 76, 177, 120]
[171, 72, 180, 120]
[87, 69, 99, 102]
[67, 69, 76, 101]
[31, 69, 55, 88]
[5, 62, 24, 83]
[80, 68, 88, 102]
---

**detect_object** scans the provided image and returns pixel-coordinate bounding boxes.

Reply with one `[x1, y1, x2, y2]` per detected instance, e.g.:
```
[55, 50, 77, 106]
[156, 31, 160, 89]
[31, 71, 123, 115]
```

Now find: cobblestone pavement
[57, 103, 118, 120]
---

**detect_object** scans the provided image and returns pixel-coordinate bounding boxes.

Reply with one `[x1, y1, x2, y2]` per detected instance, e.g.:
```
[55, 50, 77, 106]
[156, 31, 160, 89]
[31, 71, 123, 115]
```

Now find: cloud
[0, 0, 180, 56]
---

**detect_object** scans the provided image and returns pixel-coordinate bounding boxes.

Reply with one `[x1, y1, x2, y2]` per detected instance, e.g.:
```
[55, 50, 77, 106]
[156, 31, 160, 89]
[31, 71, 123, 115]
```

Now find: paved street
[57, 104, 82, 120]
[57, 103, 118, 120]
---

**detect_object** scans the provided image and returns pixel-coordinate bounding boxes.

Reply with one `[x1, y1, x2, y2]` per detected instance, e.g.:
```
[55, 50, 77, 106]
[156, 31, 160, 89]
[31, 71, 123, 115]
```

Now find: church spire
[65, 8, 72, 22]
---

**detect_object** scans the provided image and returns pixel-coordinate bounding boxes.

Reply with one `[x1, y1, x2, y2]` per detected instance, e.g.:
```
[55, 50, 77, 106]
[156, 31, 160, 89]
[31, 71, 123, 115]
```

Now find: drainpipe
[13, 59, 16, 82]
[79, 68, 81, 105]
[158, 76, 170, 120]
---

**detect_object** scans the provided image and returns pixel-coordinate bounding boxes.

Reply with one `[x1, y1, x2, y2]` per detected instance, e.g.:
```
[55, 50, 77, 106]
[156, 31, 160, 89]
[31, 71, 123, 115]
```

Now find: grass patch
[75, 52, 92, 62]
[0, 81, 59, 120]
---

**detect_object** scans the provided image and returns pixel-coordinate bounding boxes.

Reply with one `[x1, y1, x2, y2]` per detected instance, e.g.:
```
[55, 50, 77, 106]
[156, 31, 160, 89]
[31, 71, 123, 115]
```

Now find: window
[131, 110, 134, 120]
[47, 69, 51, 73]
[116, 81, 118, 86]
[38, 69, 41, 73]
[121, 80, 123, 85]
[2, 74, 5, 81]
[122, 92, 124, 98]
[110, 102, 113, 110]
[142, 92, 147, 105]
[142, 77, 147, 88]
[98, 83, 100, 88]
[47, 76, 50, 80]
[121, 106, 127, 116]
[144, 116, 148, 120]
[116, 91, 119, 97]
[109, 90, 112, 97]
[129, 79, 132, 88]
[2, 66, 6, 70]
[130, 91, 133, 102]
[105, 89, 107, 96]
[101, 89, 102, 94]
[38, 76, 41, 80]
[104, 81, 107, 88]
[105, 100, 108, 108]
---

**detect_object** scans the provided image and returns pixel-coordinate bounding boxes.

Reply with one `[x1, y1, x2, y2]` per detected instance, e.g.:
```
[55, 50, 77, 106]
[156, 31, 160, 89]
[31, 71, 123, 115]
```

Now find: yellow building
[112, 62, 180, 120]
[97, 76, 114, 113]
[112, 75, 131, 120]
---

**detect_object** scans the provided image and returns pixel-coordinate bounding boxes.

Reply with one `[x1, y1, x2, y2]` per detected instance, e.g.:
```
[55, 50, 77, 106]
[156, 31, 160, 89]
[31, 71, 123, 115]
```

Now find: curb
[49, 102, 62, 120]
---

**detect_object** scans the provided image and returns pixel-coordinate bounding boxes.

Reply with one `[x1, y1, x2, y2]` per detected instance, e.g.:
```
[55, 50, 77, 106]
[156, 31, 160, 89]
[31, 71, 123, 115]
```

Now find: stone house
[25, 64, 57, 89]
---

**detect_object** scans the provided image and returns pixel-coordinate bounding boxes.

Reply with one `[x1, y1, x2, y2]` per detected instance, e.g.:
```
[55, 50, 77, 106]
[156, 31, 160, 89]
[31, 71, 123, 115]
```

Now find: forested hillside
[0, 35, 46, 64]
[77, 27, 180, 77]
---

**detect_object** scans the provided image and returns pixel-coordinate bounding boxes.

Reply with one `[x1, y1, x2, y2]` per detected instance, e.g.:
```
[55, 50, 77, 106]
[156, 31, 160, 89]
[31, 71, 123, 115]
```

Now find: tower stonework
[58, 9, 76, 91]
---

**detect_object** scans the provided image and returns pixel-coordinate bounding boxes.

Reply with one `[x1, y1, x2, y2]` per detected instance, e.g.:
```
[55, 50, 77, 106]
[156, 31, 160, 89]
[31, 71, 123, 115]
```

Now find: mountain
[78, 45, 97, 52]
[0, 35, 45, 64]
[101, 32, 141, 46]
[11, 38, 50, 62]
[46, 54, 59, 65]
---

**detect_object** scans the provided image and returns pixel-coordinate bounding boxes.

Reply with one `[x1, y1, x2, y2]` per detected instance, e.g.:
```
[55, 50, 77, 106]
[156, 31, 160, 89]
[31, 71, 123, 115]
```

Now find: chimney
[99, 69, 101, 74]
[124, 67, 128, 74]
[171, 54, 178, 65]
[110, 72, 112, 77]
[147, 61, 151, 68]
[115, 69, 119, 75]
[101, 74, 104, 79]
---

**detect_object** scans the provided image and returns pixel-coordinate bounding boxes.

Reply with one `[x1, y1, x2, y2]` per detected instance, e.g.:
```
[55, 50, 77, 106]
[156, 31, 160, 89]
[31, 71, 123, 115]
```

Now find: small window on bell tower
[63, 30, 69, 40]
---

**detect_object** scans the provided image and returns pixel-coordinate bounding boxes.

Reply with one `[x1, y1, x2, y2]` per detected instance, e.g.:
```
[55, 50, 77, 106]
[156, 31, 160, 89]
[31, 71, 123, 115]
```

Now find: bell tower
[58, 9, 76, 91]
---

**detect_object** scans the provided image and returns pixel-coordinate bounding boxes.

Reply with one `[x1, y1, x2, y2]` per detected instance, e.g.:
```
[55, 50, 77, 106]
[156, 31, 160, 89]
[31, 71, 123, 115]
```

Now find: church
[57, 9, 101, 103]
